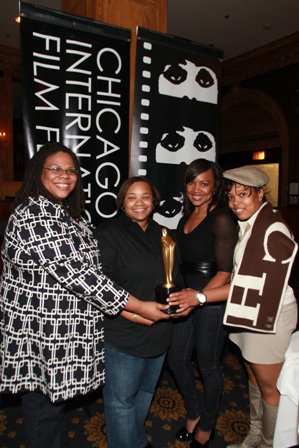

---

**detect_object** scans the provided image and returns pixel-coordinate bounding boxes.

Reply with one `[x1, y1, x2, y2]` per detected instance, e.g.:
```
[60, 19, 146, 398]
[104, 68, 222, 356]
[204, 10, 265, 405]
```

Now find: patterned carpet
[0, 339, 250, 448]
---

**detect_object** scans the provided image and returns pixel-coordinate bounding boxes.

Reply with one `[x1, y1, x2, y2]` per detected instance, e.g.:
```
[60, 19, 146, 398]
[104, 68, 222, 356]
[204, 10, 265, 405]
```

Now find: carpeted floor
[0, 339, 250, 448]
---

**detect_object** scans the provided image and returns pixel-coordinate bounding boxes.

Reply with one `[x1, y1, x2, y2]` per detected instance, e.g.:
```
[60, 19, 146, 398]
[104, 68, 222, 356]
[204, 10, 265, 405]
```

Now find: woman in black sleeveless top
[167, 159, 238, 447]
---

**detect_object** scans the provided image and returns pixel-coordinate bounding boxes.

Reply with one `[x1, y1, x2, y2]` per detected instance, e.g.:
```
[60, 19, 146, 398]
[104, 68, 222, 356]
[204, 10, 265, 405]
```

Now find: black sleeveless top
[177, 207, 238, 290]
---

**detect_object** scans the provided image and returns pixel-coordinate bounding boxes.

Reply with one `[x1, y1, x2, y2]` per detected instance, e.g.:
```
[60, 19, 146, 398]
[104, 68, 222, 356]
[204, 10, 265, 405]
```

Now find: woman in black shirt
[94, 176, 180, 448]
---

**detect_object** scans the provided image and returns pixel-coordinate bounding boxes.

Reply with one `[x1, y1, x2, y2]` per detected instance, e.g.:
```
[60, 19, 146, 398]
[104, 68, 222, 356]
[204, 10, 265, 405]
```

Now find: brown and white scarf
[224, 203, 298, 333]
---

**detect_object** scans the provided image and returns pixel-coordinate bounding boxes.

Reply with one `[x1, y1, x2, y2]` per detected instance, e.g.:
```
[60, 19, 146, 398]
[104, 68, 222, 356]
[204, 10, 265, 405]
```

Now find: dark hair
[182, 158, 225, 216]
[12, 142, 85, 220]
[116, 176, 161, 211]
[224, 180, 267, 203]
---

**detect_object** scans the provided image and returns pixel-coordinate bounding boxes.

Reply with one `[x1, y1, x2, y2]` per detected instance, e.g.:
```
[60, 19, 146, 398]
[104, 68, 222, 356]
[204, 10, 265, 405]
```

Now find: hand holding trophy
[155, 228, 181, 314]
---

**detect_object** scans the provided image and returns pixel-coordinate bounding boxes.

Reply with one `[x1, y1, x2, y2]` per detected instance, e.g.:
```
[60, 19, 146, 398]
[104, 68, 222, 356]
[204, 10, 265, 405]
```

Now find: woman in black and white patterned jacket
[0, 142, 170, 448]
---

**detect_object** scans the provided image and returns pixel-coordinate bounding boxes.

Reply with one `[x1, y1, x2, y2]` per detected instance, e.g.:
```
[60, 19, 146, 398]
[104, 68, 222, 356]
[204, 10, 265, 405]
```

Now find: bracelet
[133, 313, 138, 323]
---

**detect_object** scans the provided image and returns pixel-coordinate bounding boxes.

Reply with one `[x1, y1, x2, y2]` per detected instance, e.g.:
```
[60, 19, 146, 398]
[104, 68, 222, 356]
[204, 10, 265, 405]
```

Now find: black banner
[20, 2, 131, 225]
[130, 28, 223, 228]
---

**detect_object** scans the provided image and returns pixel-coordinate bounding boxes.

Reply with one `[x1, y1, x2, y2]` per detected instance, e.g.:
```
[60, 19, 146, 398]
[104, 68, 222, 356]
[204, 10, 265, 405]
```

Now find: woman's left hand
[168, 288, 199, 316]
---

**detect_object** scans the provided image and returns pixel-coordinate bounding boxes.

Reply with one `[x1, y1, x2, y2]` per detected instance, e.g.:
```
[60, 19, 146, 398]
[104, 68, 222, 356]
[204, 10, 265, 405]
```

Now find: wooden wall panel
[62, 0, 167, 32]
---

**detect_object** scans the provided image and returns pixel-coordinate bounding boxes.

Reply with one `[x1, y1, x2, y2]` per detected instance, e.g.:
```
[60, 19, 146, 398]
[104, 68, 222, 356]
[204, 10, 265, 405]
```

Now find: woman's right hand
[168, 288, 199, 310]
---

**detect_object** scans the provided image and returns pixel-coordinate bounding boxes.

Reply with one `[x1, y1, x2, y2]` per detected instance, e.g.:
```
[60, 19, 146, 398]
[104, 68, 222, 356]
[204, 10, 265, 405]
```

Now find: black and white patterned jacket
[0, 196, 128, 402]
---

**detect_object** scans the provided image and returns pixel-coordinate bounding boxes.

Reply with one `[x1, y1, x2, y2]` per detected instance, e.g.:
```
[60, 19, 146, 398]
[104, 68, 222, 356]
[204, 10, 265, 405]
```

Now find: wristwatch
[196, 291, 207, 306]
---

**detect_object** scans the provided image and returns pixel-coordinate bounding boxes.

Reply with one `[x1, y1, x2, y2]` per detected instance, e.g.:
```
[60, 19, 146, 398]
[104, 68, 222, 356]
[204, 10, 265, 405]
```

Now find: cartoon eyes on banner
[155, 195, 183, 229]
[158, 60, 218, 103]
[155, 127, 216, 165]
[159, 197, 182, 218]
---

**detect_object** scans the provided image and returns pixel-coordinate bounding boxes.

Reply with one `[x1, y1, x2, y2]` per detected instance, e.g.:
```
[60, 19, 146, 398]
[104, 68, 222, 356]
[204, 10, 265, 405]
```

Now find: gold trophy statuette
[155, 228, 181, 314]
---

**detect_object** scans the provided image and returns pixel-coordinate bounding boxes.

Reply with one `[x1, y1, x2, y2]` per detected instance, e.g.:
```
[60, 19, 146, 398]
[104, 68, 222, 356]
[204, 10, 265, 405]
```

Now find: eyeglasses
[43, 167, 78, 175]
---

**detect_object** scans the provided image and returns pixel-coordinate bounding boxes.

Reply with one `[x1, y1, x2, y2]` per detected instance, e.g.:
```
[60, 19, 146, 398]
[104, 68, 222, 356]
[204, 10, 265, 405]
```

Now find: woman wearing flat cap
[169, 165, 298, 448]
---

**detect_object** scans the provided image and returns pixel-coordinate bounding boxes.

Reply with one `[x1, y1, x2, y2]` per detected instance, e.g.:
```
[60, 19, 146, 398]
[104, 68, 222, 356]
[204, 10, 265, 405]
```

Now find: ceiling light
[15, 16, 21, 24]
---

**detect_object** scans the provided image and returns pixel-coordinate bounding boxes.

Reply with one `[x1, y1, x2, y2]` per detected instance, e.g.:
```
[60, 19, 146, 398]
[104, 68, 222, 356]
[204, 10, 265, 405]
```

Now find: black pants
[22, 391, 69, 448]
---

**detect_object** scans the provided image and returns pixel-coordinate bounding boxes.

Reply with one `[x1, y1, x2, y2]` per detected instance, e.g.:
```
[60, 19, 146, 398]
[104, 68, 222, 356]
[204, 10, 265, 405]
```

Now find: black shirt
[94, 212, 181, 357]
[177, 207, 238, 290]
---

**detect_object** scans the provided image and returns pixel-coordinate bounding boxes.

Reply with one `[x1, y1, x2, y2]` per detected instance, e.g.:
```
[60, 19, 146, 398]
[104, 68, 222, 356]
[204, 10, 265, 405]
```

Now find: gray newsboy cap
[223, 165, 270, 187]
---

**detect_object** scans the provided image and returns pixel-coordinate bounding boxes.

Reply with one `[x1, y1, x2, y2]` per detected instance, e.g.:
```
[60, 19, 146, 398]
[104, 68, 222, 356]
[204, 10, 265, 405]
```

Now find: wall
[219, 32, 299, 206]
[241, 63, 299, 183]
[0, 45, 20, 181]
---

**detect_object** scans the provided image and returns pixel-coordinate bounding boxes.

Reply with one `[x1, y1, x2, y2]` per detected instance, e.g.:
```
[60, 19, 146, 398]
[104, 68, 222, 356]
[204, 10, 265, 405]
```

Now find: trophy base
[155, 284, 181, 314]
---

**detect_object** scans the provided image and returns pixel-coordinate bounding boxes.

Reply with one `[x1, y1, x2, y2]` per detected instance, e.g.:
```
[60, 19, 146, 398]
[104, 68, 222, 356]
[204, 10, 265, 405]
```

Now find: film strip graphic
[130, 27, 223, 227]
[132, 39, 153, 177]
